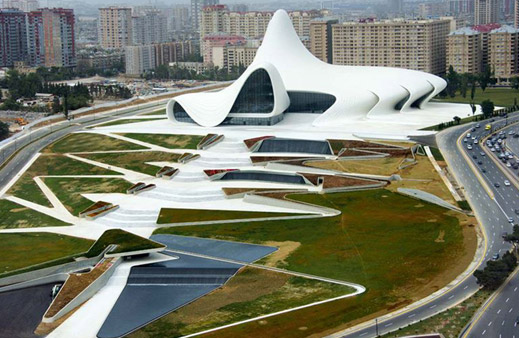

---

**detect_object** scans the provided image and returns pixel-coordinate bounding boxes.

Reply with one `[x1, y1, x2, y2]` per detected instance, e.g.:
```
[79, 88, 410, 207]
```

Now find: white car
[474, 139, 478, 144]
[467, 145, 473, 150]
[491, 148, 496, 152]
[505, 180, 511, 186]
[509, 131, 515, 135]
[507, 163, 512, 167]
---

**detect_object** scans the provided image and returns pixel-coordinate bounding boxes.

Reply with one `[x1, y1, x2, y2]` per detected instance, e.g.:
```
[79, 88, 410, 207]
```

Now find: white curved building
[166, 10, 447, 128]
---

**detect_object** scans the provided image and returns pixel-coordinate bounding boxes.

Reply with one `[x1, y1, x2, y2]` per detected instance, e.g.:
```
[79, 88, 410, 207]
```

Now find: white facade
[167, 10, 447, 128]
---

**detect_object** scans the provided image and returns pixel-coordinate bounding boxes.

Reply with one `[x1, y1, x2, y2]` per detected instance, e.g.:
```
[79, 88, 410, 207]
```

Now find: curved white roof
[167, 9, 447, 127]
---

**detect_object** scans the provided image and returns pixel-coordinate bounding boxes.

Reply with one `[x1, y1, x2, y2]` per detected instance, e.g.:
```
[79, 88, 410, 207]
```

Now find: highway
[332, 114, 519, 338]
[0, 105, 163, 193]
[461, 117, 519, 338]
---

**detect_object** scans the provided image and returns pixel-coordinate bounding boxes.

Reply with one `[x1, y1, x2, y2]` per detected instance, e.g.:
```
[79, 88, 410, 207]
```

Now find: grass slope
[91, 118, 166, 128]
[85, 229, 164, 257]
[117, 133, 203, 149]
[8, 154, 119, 207]
[130, 267, 355, 338]
[43, 177, 133, 216]
[154, 190, 476, 338]
[157, 208, 301, 224]
[44, 133, 146, 153]
[434, 87, 519, 107]
[0, 233, 92, 275]
[0, 199, 70, 229]
[78, 151, 180, 176]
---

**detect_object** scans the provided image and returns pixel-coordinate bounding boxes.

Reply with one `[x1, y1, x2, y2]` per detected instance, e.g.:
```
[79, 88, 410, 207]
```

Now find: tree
[445, 66, 460, 98]
[511, 77, 519, 90]
[481, 99, 495, 118]
[52, 96, 61, 114]
[453, 116, 461, 124]
[0, 121, 9, 140]
[62, 95, 69, 119]
[470, 102, 477, 115]
[474, 260, 511, 289]
[478, 67, 496, 92]
[460, 74, 469, 98]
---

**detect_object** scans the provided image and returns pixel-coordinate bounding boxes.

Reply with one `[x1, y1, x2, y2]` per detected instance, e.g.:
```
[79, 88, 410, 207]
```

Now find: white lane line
[408, 314, 416, 318]
[497, 309, 502, 314]
[506, 298, 510, 303]
[384, 323, 393, 327]
[488, 321, 492, 327]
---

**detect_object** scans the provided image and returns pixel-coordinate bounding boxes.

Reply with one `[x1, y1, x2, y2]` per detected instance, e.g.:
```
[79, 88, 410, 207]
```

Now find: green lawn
[44, 133, 147, 153]
[435, 87, 519, 107]
[42, 177, 133, 216]
[7, 154, 119, 207]
[78, 151, 181, 176]
[117, 133, 204, 149]
[0, 199, 70, 228]
[0, 232, 92, 275]
[130, 267, 355, 338]
[85, 229, 165, 257]
[153, 190, 475, 338]
[91, 118, 166, 128]
[157, 208, 301, 224]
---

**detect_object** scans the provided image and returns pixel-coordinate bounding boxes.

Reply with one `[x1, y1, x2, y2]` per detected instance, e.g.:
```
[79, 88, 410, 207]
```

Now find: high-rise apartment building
[447, 0, 475, 15]
[446, 27, 483, 74]
[27, 8, 75, 67]
[0, 8, 27, 67]
[200, 6, 326, 41]
[489, 25, 519, 80]
[212, 40, 259, 70]
[515, 0, 519, 28]
[2, 0, 38, 12]
[164, 6, 190, 33]
[125, 41, 195, 75]
[202, 34, 245, 64]
[387, 0, 404, 15]
[98, 7, 133, 49]
[331, 18, 451, 75]
[475, 0, 499, 25]
[132, 9, 167, 45]
[125, 44, 155, 75]
[309, 17, 337, 63]
[191, 0, 219, 31]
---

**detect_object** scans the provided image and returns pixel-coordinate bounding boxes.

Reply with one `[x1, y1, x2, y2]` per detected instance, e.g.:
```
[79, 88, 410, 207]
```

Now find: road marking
[359, 333, 367, 337]
[384, 323, 392, 327]
[506, 298, 509, 303]
[408, 314, 415, 318]
[488, 321, 492, 326]
[430, 305, 437, 309]
[497, 309, 501, 314]
[509, 307, 514, 313]
[482, 329, 486, 335]
[448, 295, 454, 300]
[514, 287, 517, 292]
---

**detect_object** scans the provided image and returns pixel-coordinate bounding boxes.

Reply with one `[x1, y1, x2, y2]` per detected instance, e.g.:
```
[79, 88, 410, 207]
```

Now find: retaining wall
[42, 258, 122, 323]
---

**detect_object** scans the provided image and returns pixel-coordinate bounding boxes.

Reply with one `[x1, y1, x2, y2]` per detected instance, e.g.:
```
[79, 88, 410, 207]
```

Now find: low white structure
[166, 9, 447, 128]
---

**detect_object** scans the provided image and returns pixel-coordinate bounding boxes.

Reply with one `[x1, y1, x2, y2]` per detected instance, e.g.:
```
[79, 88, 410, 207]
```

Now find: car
[507, 162, 512, 167]
[476, 124, 481, 128]
[471, 127, 476, 132]
[509, 131, 515, 135]
[467, 145, 473, 150]
[502, 232, 508, 238]
[499, 153, 506, 158]
[482, 168, 487, 173]
[472, 136, 476, 140]
[514, 164, 519, 170]
[464, 138, 468, 143]
[505, 180, 511, 186]
[467, 133, 472, 138]
[491, 148, 496, 152]
[492, 252, 500, 260]
[478, 160, 483, 165]
[474, 139, 479, 144]
[509, 155, 514, 159]
[495, 183, 501, 188]
[509, 217, 514, 223]
[472, 155, 477, 159]
[515, 316, 519, 326]
[480, 152, 485, 156]
[514, 134, 519, 138]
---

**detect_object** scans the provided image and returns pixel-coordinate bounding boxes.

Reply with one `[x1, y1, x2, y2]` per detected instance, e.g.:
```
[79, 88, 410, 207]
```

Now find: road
[461, 118, 519, 338]
[331, 114, 519, 338]
[0, 105, 163, 193]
